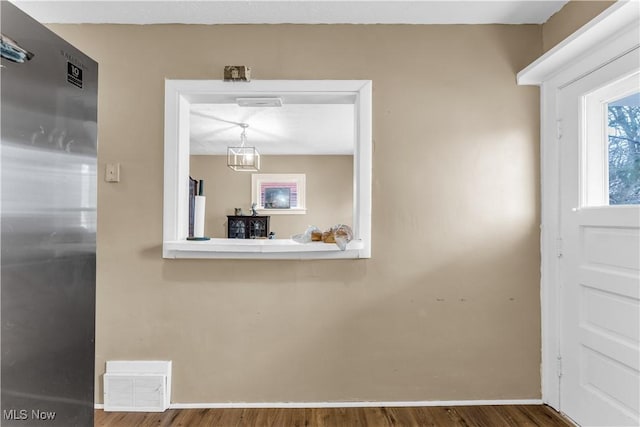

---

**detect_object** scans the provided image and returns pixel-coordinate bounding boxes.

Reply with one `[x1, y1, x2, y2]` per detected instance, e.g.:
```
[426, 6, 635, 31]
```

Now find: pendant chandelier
[227, 123, 260, 172]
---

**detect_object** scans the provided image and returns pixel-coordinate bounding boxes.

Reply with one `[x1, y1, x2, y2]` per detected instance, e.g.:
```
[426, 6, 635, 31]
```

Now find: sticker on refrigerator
[67, 62, 83, 88]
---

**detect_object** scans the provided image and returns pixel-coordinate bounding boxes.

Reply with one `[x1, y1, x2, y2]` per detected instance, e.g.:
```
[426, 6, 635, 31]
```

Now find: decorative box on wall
[227, 215, 270, 239]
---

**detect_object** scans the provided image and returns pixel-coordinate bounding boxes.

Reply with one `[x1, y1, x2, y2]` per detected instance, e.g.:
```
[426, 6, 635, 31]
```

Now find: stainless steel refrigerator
[1, 2, 97, 426]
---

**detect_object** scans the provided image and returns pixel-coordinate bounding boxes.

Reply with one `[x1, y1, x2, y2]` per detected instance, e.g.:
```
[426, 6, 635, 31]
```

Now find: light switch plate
[105, 163, 120, 182]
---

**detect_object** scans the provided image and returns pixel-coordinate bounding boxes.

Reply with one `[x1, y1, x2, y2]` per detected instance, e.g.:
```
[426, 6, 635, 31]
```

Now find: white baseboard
[96, 399, 543, 410]
[170, 399, 543, 409]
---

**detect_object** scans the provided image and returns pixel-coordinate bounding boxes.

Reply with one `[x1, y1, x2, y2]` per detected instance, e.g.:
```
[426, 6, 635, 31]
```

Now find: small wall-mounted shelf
[163, 238, 365, 259]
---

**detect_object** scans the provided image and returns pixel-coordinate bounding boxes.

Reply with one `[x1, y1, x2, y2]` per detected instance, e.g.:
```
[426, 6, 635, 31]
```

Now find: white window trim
[517, 0, 640, 411]
[163, 80, 372, 259]
[251, 173, 306, 215]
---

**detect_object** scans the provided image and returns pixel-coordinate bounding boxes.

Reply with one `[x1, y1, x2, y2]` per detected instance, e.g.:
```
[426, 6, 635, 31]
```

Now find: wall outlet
[105, 163, 120, 182]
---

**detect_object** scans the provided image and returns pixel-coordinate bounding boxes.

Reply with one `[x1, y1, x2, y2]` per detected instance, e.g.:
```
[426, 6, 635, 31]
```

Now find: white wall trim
[517, 0, 640, 413]
[96, 399, 543, 410]
[538, 81, 561, 410]
[172, 399, 543, 409]
[517, 0, 639, 85]
[163, 79, 372, 260]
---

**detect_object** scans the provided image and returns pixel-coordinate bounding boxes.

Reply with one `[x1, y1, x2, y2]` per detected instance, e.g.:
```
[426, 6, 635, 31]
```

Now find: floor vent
[104, 360, 171, 412]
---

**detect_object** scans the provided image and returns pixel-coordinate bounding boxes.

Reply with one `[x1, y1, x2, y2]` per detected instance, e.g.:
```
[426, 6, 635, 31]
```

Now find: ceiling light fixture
[227, 122, 260, 172]
[236, 97, 283, 107]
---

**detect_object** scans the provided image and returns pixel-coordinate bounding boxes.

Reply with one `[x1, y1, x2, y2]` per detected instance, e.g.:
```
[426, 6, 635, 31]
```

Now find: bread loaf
[322, 231, 335, 243]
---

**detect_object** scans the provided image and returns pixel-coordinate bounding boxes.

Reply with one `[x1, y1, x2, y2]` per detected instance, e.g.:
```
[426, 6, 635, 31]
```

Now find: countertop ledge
[163, 238, 365, 259]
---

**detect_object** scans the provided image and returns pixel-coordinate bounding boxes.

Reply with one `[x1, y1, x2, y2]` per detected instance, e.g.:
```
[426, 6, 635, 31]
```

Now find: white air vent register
[104, 361, 171, 412]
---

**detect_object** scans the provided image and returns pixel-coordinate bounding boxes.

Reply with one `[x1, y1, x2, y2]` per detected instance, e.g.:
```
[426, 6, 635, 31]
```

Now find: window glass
[608, 92, 640, 205]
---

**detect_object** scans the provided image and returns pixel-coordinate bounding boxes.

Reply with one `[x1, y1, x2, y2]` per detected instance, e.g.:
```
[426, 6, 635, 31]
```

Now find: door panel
[582, 227, 638, 271]
[559, 48, 640, 427]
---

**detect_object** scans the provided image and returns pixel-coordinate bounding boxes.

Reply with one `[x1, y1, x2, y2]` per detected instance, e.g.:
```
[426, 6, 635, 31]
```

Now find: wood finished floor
[95, 405, 574, 426]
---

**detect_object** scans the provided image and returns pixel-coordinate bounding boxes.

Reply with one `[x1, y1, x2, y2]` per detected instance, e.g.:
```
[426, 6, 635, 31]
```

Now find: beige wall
[542, 0, 616, 52]
[49, 23, 543, 403]
[190, 155, 353, 238]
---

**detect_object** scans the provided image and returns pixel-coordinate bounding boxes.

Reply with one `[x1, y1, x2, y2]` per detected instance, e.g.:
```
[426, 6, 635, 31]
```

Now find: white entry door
[558, 48, 640, 427]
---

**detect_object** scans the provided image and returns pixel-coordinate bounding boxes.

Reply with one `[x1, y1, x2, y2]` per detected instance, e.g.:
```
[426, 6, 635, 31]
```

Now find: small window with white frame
[583, 72, 640, 206]
[251, 173, 306, 214]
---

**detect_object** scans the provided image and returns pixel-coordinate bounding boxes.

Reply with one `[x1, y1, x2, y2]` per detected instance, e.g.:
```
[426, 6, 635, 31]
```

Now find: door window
[583, 72, 640, 206]
[608, 91, 640, 204]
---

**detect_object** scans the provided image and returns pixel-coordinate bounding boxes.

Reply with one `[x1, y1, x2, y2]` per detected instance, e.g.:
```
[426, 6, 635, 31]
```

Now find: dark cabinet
[227, 215, 270, 239]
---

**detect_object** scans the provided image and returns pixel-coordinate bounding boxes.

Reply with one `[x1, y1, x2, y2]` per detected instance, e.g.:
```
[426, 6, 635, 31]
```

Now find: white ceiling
[190, 101, 355, 155]
[12, 0, 568, 25]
